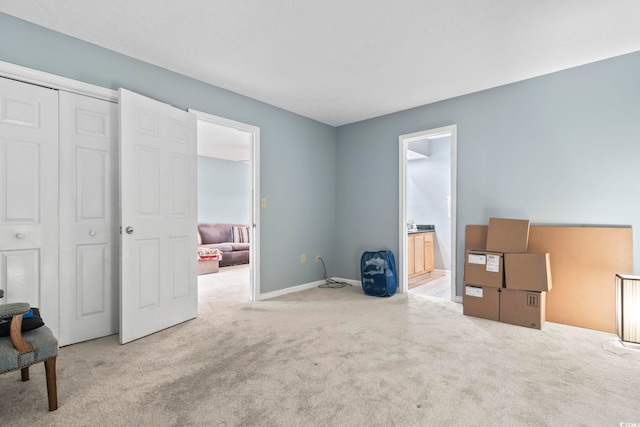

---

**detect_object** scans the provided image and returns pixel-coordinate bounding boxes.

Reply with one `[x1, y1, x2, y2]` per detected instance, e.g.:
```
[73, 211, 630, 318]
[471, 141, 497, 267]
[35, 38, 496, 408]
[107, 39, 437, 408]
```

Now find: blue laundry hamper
[360, 250, 397, 297]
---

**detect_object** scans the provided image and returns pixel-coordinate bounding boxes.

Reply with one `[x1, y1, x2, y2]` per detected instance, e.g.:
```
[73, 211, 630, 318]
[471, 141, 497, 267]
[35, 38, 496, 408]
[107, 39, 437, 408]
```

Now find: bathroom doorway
[398, 125, 459, 302]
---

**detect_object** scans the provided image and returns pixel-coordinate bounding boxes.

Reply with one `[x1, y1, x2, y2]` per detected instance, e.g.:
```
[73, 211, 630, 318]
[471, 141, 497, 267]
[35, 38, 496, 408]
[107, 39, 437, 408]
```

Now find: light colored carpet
[2, 264, 640, 426]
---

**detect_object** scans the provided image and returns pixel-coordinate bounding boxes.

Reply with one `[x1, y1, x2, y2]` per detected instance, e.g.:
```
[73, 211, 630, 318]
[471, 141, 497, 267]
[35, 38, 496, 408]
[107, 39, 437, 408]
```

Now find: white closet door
[59, 91, 118, 346]
[0, 77, 59, 337]
[119, 88, 197, 344]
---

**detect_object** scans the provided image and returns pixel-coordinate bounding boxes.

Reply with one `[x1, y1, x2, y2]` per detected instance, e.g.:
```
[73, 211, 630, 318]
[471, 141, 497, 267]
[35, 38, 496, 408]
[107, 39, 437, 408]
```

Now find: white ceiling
[2, 1, 640, 126]
[197, 120, 251, 162]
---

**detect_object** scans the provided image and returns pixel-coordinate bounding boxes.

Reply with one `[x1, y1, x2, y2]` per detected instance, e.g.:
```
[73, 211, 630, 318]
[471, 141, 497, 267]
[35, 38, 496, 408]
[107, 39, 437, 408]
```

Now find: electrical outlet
[261, 198, 267, 208]
[316, 254, 321, 263]
[301, 254, 306, 264]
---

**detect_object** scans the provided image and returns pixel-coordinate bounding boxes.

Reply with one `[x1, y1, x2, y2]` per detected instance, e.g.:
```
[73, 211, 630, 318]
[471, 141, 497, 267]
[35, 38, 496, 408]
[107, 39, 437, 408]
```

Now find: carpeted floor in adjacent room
[1, 264, 639, 426]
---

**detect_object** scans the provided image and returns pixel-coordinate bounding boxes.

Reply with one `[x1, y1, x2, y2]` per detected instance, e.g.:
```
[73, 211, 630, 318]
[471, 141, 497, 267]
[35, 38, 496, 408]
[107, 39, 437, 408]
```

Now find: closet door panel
[59, 91, 117, 346]
[0, 77, 59, 337]
[1, 250, 39, 302]
[4, 141, 39, 221]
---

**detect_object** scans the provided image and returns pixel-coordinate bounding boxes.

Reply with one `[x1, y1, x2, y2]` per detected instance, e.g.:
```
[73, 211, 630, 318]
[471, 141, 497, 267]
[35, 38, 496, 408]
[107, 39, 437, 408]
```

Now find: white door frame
[398, 125, 460, 302]
[189, 109, 260, 301]
[0, 60, 118, 102]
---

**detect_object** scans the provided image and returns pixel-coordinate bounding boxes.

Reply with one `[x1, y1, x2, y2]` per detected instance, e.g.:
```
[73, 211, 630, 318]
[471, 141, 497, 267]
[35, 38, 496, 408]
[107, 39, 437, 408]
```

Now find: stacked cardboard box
[463, 217, 552, 329]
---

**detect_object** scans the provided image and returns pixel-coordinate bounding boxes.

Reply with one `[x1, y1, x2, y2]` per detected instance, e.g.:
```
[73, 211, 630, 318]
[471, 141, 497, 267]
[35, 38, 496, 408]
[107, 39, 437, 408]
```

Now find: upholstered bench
[0, 302, 58, 411]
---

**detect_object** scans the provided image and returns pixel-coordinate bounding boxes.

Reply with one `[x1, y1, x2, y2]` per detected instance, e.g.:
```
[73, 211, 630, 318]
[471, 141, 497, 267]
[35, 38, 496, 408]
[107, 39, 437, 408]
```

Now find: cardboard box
[465, 224, 487, 251]
[486, 217, 530, 253]
[500, 289, 546, 329]
[463, 284, 500, 321]
[528, 225, 632, 334]
[464, 250, 504, 288]
[505, 253, 552, 292]
[468, 224, 632, 333]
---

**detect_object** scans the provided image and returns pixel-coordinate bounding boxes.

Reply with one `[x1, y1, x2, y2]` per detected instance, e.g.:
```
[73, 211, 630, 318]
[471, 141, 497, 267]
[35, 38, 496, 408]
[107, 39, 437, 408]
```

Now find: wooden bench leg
[44, 357, 58, 411]
[21, 367, 29, 381]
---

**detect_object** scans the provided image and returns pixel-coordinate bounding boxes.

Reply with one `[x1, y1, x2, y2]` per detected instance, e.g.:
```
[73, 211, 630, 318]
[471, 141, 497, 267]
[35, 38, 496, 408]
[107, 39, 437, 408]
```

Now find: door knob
[15, 233, 25, 239]
[89, 230, 97, 236]
[125, 226, 134, 234]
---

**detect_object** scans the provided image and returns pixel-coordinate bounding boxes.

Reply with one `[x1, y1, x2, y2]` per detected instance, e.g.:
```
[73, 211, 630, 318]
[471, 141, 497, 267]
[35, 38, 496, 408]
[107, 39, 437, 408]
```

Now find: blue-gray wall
[0, 13, 337, 294]
[407, 137, 452, 271]
[197, 156, 251, 225]
[4, 12, 640, 298]
[336, 51, 640, 296]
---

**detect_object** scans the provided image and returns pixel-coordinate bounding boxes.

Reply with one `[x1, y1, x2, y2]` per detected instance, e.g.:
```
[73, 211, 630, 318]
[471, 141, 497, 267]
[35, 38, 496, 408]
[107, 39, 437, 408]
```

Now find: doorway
[398, 125, 459, 302]
[190, 110, 260, 301]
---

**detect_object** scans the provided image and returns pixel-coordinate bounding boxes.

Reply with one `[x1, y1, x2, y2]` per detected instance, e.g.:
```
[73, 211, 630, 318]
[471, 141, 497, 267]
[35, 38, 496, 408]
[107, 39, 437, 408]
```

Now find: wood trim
[398, 137, 408, 292]
[257, 279, 326, 300]
[0, 60, 118, 102]
[9, 314, 34, 353]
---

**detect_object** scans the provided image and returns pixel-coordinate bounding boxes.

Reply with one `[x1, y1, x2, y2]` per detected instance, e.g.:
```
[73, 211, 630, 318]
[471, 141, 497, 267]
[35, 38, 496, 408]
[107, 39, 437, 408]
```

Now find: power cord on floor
[318, 257, 351, 288]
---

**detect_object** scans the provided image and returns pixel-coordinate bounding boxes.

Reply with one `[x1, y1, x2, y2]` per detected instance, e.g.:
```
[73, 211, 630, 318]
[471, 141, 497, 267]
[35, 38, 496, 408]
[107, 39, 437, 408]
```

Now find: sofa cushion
[231, 243, 250, 251]
[198, 223, 251, 244]
[198, 224, 232, 245]
[231, 226, 250, 243]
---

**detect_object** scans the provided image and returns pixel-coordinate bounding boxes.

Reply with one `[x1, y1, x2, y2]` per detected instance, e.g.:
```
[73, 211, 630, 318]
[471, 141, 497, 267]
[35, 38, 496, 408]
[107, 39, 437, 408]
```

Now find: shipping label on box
[465, 285, 483, 297]
[486, 255, 500, 272]
[468, 253, 486, 265]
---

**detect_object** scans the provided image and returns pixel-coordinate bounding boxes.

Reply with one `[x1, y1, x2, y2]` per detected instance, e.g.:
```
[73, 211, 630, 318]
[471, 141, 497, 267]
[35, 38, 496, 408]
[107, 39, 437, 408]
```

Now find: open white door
[119, 88, 197, 344]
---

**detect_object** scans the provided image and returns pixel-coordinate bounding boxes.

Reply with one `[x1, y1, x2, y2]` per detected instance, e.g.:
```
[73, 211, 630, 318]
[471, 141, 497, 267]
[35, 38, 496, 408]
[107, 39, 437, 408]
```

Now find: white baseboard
[257, 279, 325, 300]
[332, 277, 361, 287]
[257, 276, 461, 303]
[257, 277, 360, 300]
